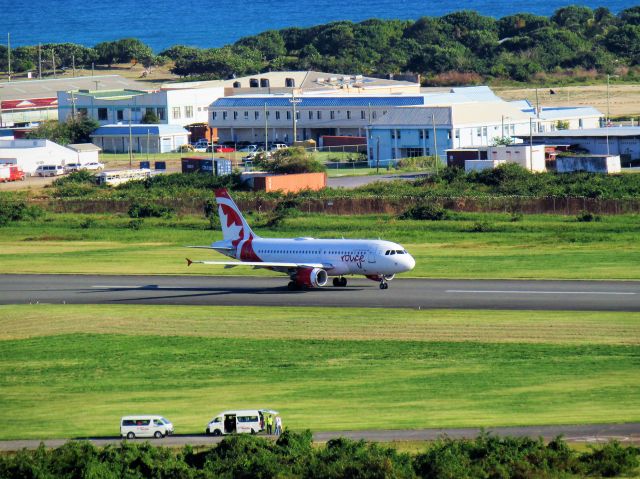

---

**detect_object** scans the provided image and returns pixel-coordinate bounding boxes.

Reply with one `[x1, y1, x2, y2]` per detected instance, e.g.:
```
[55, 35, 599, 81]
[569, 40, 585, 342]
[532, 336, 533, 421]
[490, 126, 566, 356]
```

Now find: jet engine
[296, 268, 328, 288]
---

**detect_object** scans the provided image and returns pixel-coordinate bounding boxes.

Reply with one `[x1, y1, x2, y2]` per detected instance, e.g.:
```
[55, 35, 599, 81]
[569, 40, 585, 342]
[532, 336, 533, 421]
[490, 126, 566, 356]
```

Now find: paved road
[327, 172, 428, 188]
[1, 274, 639, 311]
[1, 423, 638, 451]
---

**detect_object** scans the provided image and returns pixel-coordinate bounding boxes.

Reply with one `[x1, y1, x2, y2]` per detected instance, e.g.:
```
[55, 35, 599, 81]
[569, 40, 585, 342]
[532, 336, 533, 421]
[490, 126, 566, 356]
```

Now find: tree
[556, 120, 570, 130]
[236, 30, 286, 60]
[141, 110, 159, 124]
[493, 136, 514, 146]
[256, 147, 326, 174]
[26, 117, 98, 145]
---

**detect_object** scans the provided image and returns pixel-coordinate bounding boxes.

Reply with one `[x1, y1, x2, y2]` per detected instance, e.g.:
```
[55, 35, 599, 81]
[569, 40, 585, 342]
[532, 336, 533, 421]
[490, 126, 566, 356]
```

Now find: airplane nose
[405, 255, 416, 271]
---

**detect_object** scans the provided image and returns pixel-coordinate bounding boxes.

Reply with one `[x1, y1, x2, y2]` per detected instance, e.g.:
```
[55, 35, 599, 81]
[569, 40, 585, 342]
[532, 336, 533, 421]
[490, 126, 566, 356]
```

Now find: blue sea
[0, 0, 635, 51]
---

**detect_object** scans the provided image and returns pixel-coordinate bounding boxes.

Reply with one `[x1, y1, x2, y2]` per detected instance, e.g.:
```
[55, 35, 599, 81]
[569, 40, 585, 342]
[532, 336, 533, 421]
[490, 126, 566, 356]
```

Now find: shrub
[576, 210, 601, 222]
[397, 156, 437, 170]
[400, 201, 450, 221]
[128, 202, 174, 218]
[79, 218, 96, 229]
[0, 198, 44, 226]
[127, 218, 143, 230]
[580, 441, 640, 477]
[257, 147, 326, 174]
[469, 220, 495, 232]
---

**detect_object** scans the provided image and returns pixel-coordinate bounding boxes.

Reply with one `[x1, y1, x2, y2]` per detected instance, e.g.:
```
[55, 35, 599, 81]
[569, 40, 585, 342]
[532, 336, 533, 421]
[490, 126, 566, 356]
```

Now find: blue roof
[212, 96, 425, 108]
[91, 124, 189, 136]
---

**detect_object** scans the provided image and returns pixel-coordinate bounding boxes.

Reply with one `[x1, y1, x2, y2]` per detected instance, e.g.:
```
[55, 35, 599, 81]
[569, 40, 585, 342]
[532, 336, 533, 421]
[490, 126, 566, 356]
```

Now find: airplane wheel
[333, 277, 340, 287]
[379, 282, 388, 290]
[340, 277, 347, 287]
[288, 281, 296, 291]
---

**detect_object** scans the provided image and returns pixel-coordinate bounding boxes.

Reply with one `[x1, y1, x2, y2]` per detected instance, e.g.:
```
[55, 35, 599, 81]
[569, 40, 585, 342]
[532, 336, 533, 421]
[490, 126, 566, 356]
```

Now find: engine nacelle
[296, 268, 328, 288]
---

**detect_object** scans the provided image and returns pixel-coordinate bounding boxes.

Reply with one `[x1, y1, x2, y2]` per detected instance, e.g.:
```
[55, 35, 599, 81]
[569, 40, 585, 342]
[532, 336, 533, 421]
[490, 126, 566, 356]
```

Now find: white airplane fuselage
[223, 237, 416, 277]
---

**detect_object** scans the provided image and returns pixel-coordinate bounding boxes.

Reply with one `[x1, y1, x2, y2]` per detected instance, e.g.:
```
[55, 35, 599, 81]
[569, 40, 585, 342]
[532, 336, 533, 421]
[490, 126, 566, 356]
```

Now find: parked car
[120, 415, 174, 439]
[269, 143, 288, 152]
[207, 144, 236, 153]
[64, 163, 82, 173]
[193, 139, 211, 152]
[81, 161, 105, 171]
[35, 165, 65, 177]
[205, 409, 278, 436]
[238, 144, 258, 153]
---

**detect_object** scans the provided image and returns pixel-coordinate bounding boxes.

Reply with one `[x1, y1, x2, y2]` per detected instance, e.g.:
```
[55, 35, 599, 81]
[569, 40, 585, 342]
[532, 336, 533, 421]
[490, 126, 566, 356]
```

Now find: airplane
[186, 188, 415, 290]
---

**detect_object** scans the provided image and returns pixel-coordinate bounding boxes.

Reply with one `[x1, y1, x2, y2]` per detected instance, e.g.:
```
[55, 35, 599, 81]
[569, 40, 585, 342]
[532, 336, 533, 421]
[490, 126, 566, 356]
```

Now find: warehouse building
[90, 124, 190, 153]
[0, 139, 77, 174]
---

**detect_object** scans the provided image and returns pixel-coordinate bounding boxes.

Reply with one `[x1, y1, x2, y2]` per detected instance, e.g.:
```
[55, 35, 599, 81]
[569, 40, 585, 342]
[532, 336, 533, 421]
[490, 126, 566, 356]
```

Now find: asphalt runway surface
[1, 274, 639, 311]
[1, 423, 638, 451]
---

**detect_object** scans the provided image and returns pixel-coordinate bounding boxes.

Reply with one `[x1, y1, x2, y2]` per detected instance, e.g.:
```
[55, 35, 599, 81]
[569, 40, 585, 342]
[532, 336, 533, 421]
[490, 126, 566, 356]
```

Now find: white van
[35, 165, 65, 177]
[205, 409, 278, 436]
[120, 415, 174, 439]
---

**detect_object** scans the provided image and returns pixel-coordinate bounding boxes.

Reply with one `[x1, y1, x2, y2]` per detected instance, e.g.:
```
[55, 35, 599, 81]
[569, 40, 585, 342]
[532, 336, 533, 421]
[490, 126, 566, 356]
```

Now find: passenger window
[390, 251, 395, 255]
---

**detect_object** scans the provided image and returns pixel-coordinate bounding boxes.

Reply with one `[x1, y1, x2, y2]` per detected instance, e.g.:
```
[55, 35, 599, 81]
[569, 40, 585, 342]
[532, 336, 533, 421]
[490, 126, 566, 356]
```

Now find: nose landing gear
[332, 277, 348, 287]
[379, 280, 389, 290]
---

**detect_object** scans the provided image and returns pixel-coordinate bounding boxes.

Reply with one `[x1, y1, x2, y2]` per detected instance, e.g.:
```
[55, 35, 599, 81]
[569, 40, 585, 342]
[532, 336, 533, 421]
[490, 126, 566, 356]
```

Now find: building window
[455, 129, 460, 139]
[285, 78, 295, 87]
[391, 130, 401, 139]
[255, 111, 259, 120]
[419, 130, 429, 139]
[482, 127, 487, 137]
[116, 109, 124, 121]
[185, 106, 193, 118]
[260, 78, 269, 88]
[476, 127, 481, 137]
[317, 111, 322, 119]
[275, 111, 280, 120]
[266, 111, 270, 118]
[296, 111, 300, 120]
[157, 108, 166, 121]
[233, 81, 241, 88]
[347, 111, 351, 120]
[330, 111, 335, 120]
[308, 111, 313, 120]
[222, 111, 228, 120]
[286, 111, 291, 120]
[172, 107, 181, 119]
[579, 119, 583, 128]
[361, 110, 366, 120]
[233, 111, 238, 120]
[98, 108, 108, 121]
[249, 78, 259, 88]
[372, 112, 377, 119]
[448, 130, 452, 140]
[244, 111, 249, 120]
[403, 148, 423, 158]
[212, 112, 217, 120]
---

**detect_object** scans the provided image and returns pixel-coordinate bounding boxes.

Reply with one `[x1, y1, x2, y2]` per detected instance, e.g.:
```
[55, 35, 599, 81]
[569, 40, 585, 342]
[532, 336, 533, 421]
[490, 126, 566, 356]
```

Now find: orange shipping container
[253, 172, 326, 193]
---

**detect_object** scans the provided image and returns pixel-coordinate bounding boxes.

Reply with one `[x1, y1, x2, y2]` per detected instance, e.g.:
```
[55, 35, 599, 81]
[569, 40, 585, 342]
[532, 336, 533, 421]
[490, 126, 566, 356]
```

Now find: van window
[213, 417, 222, 423]
[238, 416, 258, 423]
[136, 419, 150, 426]
[122, 419, 136, 426]
[153, 419, 164, 426]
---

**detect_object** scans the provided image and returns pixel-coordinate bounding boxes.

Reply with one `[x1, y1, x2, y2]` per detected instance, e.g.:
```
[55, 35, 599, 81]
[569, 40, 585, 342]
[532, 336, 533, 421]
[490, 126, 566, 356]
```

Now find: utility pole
[51, 50, 56, 78]
[263, 102, 268, 148]
[529, 117, 533, 172]
[128, 116, 133, 168]
[432, 113, 439, 174]
[7, 33, 11, 81]
[70, 91, 77, 119]
[72, 54, 76, 77]
[376, 136, 380, 174]
[289, 93, 301, 144]
[606, 74, 611, 124]
[38, 43, 42, 79]
[535, 88, 540, 119]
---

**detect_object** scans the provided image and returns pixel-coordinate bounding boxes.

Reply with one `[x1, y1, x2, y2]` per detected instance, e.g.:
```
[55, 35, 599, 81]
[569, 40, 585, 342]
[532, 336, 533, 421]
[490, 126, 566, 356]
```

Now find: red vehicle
[0, 165, 25, 182]
[206, 145, 236, 153]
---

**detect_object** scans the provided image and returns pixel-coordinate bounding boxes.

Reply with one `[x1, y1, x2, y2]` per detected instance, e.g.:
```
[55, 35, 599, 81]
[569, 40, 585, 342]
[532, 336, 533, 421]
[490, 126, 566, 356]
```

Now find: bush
[397, 156, 437, 170]
[400, 201, 450, 221]
[0, 198, 44, 226]
[580, 441, 640, 477]
[576, 210, 601, 222]
[128, 202, 174, 218]
[127, 218, 143, 230]
[469, 220, 496, 232]
[257, 147, 326, 174]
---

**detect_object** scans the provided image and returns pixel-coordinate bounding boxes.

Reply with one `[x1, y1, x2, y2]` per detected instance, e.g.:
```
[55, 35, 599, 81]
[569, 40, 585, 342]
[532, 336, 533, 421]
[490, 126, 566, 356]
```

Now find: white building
[510, 101, 603, 131]
[464, 145, 546, 172]
[0, 139, 77, 174]
[90, 124, 190, 153]
[57, 85, 224, 127]
[66, 143, 102, 164]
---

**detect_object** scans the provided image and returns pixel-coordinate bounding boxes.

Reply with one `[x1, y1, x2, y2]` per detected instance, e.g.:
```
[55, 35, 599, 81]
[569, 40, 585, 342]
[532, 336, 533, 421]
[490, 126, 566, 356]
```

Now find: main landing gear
[332, 277, 348, 287]
[379, 280, 389, 290]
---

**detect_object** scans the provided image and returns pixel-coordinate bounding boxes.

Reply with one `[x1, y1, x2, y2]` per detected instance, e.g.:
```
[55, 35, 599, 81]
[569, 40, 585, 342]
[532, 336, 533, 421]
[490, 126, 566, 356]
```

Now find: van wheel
[212, 429, 222, 436]
[127, 432, 135, 439]
[251, 429, 256, 435]
[154, 431, 164, 439]
[205, 428, 211, 436]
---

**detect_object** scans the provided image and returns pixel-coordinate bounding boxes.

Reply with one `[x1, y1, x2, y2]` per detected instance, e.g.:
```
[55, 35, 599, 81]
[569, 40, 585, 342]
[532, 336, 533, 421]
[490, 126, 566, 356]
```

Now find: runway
[1, 274, 639, 311]
[0, 423, 638, 451]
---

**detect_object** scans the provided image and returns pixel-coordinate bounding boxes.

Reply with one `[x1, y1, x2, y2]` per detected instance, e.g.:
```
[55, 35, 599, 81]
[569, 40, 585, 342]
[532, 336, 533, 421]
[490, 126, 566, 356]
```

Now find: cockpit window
[385, 250, 390, 255]
[396, 250, 404, 254]
[390, 250, 396, 255]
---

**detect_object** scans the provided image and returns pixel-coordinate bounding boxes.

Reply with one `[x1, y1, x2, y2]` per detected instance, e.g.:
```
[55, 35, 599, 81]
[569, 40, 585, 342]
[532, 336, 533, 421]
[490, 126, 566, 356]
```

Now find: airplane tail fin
[215, 188, 259, 245]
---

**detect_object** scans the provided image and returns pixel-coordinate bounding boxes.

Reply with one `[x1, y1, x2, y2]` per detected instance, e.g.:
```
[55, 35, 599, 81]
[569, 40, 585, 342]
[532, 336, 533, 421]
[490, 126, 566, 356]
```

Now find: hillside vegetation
[3, 6, 640, 84]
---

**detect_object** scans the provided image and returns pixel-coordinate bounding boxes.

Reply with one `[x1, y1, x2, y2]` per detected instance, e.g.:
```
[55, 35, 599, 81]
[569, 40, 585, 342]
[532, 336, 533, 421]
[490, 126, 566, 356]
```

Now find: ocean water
[0, 0, 634, 51]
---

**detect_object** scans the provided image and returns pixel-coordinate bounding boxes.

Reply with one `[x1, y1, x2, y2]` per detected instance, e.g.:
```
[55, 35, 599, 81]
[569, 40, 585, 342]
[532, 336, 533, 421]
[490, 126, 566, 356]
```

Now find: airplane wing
[186, 245, 234, 251]
[186, 258, 332, 270]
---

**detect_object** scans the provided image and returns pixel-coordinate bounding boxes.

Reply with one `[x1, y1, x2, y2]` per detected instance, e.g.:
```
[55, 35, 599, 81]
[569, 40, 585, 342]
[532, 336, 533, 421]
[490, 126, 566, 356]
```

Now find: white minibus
[205, 409, 278, 436]
[120, 415, 174, 439]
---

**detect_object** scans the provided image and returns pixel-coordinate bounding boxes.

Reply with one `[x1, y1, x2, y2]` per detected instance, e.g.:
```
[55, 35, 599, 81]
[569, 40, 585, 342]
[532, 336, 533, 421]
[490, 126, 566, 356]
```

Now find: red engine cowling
[296, 268, 328, 288]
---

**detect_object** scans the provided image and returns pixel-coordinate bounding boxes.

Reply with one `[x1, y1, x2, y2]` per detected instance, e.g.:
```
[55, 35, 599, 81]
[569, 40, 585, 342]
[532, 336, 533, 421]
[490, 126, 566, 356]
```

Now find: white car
[193, 140, 211, 152]
[120, 415, 174, 439]
[81, 162, 105, 171]
[238, 144, 258, 152]
[64, 163, 82, 173]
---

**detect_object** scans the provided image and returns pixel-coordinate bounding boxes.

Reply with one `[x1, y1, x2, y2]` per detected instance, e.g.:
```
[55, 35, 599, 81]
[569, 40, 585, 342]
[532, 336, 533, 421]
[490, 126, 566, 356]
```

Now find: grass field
[0, 304, 638, 440]
[0, 212, 638, 279]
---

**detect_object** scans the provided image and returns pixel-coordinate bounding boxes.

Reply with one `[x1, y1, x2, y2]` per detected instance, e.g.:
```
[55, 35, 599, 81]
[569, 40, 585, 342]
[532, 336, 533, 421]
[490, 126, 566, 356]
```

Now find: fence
[31, 196, 640, 216]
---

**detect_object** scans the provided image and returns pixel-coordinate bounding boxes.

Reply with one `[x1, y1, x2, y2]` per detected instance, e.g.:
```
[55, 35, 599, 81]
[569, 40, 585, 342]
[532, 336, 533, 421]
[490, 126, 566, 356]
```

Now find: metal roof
[91, 124, 189, 136]
[523, 127, 640, 138]
[370, 107, 452, 127]
[536, 106, 603, 120]
[212, 96, 425, 108]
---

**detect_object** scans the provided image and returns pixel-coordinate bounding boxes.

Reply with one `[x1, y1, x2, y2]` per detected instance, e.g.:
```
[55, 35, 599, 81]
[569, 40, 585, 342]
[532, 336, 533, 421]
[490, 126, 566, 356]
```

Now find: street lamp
[289, 92, 301, 144]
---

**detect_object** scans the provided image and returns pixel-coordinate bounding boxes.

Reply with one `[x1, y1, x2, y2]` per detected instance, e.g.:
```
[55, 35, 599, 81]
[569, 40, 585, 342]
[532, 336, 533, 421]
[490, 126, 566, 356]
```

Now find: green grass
[0, 212, 639, 279]
[0, 305, 638, 440]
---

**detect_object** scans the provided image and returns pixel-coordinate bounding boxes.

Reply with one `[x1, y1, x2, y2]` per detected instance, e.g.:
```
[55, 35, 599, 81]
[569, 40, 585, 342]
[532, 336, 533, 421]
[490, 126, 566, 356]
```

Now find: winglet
[186, 258, 193, 267]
